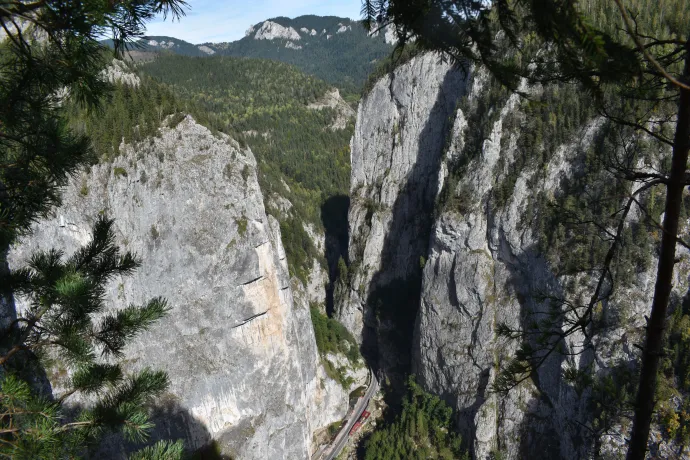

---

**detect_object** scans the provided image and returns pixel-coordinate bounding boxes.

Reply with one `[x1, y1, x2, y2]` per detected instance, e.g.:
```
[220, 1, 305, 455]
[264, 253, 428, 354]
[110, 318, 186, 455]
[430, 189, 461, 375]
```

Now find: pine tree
[1, 0, 188, 457]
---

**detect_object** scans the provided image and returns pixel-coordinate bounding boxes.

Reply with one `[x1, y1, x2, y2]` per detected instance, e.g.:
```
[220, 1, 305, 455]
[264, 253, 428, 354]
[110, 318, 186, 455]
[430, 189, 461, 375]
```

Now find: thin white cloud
[145, 0, 362, 43]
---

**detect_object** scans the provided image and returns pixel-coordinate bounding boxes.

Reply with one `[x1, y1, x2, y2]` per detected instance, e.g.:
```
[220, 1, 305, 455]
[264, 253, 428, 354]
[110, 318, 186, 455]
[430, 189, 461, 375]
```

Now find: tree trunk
[627, 41, 690, 460]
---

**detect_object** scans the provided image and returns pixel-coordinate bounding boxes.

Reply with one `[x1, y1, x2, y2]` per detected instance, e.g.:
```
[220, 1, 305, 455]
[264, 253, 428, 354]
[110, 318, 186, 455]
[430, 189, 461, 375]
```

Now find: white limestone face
[254, 21, 301, 41]
[307, 88, 356, 131]
[337, 52, 467, 339]
[9, 115, 347, 459]
[285, 41, 302, 50]
[101, 58, 140, 87]
[336, 24, 352, 34]
[384, 25, 398, 45]
[368, 24, 399, 45]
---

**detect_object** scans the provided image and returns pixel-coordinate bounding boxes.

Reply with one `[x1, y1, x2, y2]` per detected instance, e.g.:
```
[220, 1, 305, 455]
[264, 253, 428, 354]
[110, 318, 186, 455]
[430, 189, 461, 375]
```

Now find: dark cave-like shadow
[321, 194, 350, 317]
[500, 244, 570, 459]
[146, 399, 231, 460]
[0, 256, 54, 398]
[0, 255, 17, 332]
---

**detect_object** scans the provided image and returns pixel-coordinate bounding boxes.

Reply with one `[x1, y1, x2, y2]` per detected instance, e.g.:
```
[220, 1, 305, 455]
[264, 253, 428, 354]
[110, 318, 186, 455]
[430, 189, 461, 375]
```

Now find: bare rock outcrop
[8, 116, 346, 459]
[338, 52, 690, 459]
[307, 88, 356, 130]
[335, 53, 467, 379]
[254, 21, 301, 41]
[101, 58, 141, 87]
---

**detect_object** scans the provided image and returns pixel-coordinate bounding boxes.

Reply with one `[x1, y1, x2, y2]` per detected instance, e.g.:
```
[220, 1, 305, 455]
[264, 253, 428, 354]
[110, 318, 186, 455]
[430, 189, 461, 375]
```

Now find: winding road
[323, 370, 378, 460]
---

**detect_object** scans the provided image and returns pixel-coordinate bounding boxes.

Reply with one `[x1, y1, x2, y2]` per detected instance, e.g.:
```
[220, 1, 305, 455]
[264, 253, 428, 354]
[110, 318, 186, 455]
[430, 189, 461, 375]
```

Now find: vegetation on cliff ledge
[310, 305, 361, 387]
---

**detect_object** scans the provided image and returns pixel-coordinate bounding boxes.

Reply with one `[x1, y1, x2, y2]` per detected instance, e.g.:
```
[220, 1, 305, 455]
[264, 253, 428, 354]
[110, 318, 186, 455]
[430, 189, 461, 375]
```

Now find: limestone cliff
[336, 52, 467, 379]
[338, 53, 690, 459]
[8, 116, 346, 458]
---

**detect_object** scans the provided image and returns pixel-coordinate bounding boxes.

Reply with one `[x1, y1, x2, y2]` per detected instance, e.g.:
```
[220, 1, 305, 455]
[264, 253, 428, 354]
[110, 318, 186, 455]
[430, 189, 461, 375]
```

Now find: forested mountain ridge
[102, 35, 211, 57]
[104, 15, 394, 97]
[206, 16, 394, 96]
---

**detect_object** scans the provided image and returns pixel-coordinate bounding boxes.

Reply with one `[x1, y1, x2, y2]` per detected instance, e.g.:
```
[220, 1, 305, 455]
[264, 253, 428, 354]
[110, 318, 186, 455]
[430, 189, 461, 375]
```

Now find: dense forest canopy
[363, 377, 467, 460]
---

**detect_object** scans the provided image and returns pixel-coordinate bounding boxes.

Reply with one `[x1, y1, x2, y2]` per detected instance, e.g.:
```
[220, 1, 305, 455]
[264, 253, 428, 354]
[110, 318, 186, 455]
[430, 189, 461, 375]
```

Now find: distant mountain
[103, 16, 395, 96]
[102, 36, 214, 57]
[206, 16, 394, 96]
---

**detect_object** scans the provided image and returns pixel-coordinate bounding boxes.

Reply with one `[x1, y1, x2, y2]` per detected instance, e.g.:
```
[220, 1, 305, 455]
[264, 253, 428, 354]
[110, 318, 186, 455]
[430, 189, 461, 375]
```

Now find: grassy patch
[236, 217, 248, 237]
[311, 305, 360, 363]
[113, 166, 127, 177]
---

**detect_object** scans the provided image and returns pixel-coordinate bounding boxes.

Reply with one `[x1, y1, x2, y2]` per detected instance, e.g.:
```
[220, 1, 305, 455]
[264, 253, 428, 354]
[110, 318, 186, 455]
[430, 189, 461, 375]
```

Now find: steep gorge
[337, 53, 690, 459]
[7, 45, 690, 459]
[336, 53, 467, 384]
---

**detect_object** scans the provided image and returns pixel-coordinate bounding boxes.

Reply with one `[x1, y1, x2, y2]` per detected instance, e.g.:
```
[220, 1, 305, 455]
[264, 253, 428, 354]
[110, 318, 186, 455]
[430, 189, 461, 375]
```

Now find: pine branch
[494, 178, 660, 394]
[128, 439, 184, 460]
[1, 0, 184, 455]
[62, 363, 124, 401]
[95, 298, 170, 358]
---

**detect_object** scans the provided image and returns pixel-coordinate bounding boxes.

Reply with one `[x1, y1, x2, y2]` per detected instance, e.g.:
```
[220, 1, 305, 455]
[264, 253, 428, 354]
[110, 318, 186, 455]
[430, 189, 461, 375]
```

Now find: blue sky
[145, 0, 363, 44]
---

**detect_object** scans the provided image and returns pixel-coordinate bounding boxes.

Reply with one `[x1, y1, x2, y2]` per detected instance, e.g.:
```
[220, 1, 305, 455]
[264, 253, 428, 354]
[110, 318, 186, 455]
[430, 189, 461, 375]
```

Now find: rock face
[197, 45, 215, 55]
[307, 88, 356, 131]
[368, 24, 399, 45]
[8, 116, 346, 459]
[338, 53, 689, 459]
[101, 58, 140, 87]
[336, 53, 467, 377]
[285, 41, 302, 50]
[336, 24, 351, 34]
[411, 89, 602, 459]
[254, 21, 301, 41]
[147, 39, 175, 49]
